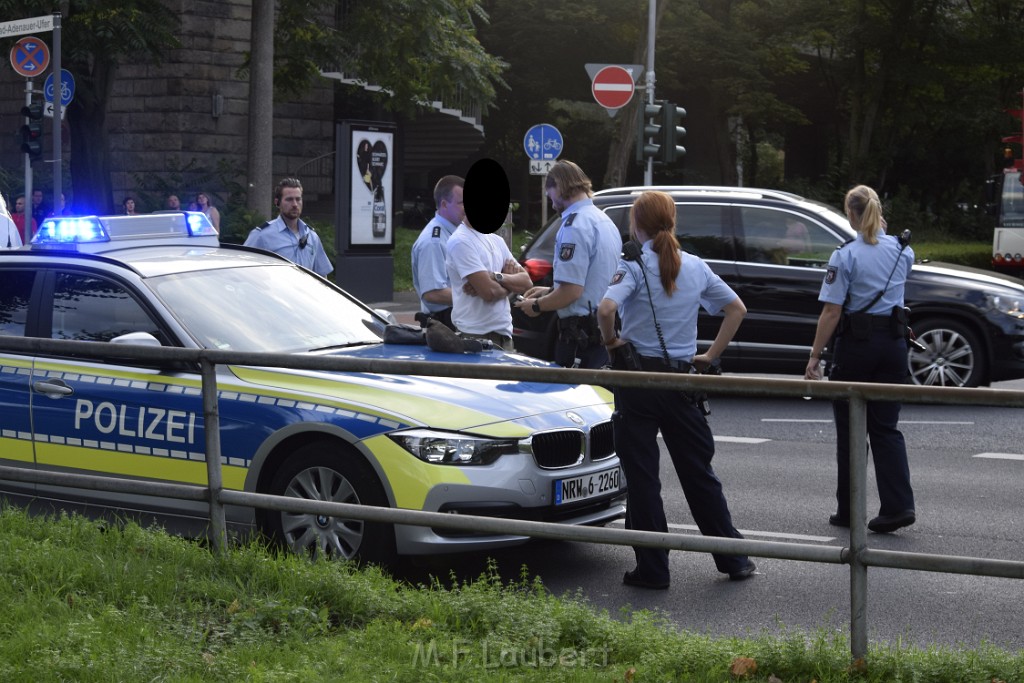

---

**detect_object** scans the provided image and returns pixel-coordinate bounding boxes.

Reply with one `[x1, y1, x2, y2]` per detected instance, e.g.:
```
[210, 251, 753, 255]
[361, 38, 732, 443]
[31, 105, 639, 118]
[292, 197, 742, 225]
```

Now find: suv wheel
[908, 318, 987, 387]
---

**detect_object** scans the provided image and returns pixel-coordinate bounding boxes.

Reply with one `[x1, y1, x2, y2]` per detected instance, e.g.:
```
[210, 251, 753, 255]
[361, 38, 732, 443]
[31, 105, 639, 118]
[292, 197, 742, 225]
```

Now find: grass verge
[1, 506, 1020, 682]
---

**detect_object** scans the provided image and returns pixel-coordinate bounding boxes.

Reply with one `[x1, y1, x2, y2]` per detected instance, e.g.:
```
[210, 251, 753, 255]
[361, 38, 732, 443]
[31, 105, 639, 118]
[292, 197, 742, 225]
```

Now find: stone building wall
[0, 0, 335, 212]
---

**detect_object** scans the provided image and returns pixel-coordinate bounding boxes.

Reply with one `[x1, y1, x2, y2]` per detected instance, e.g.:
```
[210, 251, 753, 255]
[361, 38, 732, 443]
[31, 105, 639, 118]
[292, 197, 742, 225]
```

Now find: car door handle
[33, 379, 74, 397]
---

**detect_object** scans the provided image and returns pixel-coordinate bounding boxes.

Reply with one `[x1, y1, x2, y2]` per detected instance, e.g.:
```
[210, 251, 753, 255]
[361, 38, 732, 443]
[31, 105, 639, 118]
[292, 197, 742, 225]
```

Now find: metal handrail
[2, 334, 1022, 663]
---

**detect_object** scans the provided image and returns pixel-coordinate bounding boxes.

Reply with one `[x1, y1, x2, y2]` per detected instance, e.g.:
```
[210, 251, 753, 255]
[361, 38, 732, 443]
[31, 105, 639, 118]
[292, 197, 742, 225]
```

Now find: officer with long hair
[805, 184, 916, 534]
[597, 190, 756, 589]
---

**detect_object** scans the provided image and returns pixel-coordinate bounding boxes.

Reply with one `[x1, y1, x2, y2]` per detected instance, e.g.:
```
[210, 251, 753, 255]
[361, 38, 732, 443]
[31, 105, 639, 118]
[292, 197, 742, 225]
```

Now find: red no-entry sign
[591, 65, 636, 110]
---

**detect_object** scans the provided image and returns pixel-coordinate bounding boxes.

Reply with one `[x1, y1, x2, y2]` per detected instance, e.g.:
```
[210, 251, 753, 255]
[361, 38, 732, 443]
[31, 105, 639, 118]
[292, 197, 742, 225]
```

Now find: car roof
[2, 212, 292, 278]
[593, 185, 807, 203]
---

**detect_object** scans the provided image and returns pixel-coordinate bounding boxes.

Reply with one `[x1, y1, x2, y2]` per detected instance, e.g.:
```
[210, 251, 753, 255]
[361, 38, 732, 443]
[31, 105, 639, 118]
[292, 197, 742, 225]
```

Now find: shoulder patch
[559, 243, 576, 261]
[563, 212, 577, 227]
[610, 269, 626, 286]
[824, 266, 838, 284]
[431, 225, 441, 238]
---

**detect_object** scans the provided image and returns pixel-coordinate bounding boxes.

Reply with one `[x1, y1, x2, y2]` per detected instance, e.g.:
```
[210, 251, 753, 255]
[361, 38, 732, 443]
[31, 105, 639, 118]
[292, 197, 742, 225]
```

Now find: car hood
[226, 343, 613, 437]
[912, 261, 1024, 293]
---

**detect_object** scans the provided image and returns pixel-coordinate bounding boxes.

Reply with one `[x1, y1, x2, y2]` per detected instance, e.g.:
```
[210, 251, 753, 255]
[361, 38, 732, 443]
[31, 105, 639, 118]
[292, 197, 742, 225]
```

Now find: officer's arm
[422, 288, 453, 305]
[808, 303, 842, 361]
[536, 283, 584, 311]
[704, 297, 747, 361]
[597, 298, 623, 348]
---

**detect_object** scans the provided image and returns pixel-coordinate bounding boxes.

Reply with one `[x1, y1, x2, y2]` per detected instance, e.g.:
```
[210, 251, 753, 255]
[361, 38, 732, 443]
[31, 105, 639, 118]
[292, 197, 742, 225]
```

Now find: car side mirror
[110, 331, 162, 347]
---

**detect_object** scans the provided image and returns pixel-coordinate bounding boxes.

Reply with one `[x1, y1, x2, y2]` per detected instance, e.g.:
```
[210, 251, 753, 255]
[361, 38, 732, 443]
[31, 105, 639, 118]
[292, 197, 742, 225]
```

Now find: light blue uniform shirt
[603, 242, 738, 361]
[243, 216, 332, 276]
[411, 213, 457, 315]
[818, 233, 913, 313]
[553, 198, 621, 318]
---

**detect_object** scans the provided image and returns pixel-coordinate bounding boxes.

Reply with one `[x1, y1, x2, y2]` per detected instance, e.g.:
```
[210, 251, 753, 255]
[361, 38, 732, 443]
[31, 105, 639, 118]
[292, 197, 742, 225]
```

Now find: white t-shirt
[0, 196, 22, 249]
[445, 223, 515, 336]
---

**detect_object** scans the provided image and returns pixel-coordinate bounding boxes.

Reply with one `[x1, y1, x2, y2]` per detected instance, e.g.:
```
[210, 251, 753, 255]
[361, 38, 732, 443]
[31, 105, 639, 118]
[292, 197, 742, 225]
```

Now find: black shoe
[868, 510, 916, 533]
[622, 569, 669, 590]
[829, 513, 850, 528]
[728, 561, 757, 581]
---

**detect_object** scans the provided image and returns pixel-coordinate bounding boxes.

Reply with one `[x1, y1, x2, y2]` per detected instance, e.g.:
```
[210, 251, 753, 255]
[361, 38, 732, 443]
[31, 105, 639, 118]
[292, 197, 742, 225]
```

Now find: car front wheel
[265, 442, 396, 565]
[908, 318, 987, 388]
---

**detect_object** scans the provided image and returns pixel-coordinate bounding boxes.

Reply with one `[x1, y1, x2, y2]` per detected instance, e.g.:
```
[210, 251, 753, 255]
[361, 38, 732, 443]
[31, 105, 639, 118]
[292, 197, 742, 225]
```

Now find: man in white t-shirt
[445, 216, 531, 351]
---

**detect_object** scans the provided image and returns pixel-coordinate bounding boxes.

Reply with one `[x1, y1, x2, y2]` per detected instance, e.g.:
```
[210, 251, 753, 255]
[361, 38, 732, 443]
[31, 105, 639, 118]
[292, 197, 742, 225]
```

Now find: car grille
[530, 421, 615, 469]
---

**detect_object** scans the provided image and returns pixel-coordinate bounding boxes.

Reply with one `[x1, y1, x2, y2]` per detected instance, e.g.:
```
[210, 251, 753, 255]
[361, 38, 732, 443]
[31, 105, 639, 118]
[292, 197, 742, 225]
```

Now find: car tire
[908, 317, 988, 388]
[264, 442, 396, 565]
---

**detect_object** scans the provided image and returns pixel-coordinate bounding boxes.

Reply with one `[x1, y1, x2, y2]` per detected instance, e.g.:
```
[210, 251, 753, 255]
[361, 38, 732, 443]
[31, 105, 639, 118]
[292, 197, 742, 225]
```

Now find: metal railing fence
[1, 335, 1023, 663]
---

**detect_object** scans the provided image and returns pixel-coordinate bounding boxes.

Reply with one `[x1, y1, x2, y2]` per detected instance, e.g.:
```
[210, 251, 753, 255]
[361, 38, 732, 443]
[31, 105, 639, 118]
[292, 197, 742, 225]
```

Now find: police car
[0, 212, 625, 564]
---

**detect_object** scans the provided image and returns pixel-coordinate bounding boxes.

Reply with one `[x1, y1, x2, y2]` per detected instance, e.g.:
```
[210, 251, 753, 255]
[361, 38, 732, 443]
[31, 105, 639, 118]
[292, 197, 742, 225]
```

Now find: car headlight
[388, 429, 520, 465]
[985, 292, 1024, 319]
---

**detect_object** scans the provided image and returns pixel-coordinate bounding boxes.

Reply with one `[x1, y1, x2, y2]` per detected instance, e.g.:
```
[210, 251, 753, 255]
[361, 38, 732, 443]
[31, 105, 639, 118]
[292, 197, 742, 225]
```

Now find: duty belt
[638, 355, 693, 373]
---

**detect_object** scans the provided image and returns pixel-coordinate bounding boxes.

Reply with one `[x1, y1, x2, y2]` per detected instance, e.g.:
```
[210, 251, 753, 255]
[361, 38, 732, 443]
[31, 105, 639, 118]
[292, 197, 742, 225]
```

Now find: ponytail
[844, 184, 884, 245]
[630, 191, 682, 294]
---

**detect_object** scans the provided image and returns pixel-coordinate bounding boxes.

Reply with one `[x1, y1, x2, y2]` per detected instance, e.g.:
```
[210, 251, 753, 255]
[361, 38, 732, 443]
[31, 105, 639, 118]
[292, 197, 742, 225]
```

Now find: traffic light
[20, 101, 43, 161]
[635, 101, 664, 163]
[661, 102, 687, 164]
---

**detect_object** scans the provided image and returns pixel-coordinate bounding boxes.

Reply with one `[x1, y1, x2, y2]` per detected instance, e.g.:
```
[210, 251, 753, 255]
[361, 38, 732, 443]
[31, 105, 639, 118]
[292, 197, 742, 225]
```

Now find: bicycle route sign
[44, 68, 74, 106]
[523, 123, 563, 162]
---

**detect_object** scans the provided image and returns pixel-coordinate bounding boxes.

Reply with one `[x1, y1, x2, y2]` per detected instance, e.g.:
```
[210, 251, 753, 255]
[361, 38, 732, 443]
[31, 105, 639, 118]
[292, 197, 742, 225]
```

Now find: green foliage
[1, 506, 1021, 682]
[268, 0, 507, 116]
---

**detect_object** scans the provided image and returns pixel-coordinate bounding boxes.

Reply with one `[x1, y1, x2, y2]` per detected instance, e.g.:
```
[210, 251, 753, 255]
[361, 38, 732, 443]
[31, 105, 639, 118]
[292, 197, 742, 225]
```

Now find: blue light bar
[184, 211, 218, 236]
[34, 216, 109, 245]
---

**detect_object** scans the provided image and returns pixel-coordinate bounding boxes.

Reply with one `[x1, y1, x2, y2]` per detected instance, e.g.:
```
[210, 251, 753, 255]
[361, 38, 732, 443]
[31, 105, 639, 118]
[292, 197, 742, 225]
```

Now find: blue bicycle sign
[43, 69, 75, 107]
[523, 124, 563, 161]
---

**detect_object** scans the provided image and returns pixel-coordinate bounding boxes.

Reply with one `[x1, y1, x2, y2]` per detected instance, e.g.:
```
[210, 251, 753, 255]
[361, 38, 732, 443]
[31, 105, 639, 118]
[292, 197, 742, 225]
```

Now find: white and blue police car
[0, 212, 624, 564]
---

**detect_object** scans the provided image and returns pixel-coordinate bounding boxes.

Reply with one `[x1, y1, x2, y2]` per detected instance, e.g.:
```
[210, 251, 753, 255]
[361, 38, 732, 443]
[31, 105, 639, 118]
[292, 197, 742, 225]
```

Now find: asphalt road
[405, 379, 1024, 652]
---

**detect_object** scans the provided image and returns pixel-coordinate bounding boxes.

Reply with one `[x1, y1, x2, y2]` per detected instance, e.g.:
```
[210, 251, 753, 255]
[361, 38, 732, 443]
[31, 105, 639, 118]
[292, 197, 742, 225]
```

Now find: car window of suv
[603, 203, 732, 260]
[52, 273, 162, 343]
[0, 270, 35, 337]
[738, 207, 839, 267]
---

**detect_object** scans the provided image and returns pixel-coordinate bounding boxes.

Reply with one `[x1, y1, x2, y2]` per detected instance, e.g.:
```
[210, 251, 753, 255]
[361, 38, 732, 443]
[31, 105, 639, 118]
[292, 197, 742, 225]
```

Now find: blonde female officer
[805, 184, 915, 534]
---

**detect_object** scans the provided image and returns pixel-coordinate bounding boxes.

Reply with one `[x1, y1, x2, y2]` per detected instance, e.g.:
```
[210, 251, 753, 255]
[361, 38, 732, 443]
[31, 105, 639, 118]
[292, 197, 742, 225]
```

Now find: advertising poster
[347, 124, 394, 247]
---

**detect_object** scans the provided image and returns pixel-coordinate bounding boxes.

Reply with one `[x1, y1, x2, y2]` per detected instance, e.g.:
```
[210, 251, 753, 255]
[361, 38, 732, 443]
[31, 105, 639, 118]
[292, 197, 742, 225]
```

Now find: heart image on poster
[356, 139, 374, 193]
[355, 139, 389, 195]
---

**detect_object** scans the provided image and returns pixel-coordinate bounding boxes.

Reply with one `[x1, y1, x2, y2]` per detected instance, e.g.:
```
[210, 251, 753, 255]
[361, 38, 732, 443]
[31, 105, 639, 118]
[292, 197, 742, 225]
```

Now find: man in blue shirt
[244, 178, 333, 277]
[515, 160, 621, 368]
[411, 175, 464, 329]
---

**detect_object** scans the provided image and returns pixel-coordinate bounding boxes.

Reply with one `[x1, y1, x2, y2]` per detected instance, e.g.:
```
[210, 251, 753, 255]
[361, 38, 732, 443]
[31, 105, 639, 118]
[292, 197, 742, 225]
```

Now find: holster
[608, 341, 643, 371]
[890, 306, 910, 340]
[558, 314, 601, 348]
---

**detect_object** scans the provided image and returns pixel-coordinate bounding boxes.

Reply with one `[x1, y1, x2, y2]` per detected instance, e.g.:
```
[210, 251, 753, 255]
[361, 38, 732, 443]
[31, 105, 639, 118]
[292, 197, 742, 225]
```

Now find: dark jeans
[830, 329, 915, 518]
[612, 384, 749, 582]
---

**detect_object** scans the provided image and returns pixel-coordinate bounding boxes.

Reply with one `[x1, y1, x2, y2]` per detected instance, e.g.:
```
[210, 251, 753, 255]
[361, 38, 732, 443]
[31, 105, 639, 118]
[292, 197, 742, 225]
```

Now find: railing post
[848, 394, 868, 662]
[200, 358, 227, 556]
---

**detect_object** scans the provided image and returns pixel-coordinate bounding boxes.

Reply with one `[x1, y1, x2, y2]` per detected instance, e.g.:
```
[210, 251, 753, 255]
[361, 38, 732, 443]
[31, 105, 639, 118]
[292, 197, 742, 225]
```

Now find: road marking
[903, 420, 974, 425]
[761, 419, 831, 423]
[714, 436, 770, 444]
[974, 452, 1024, 461]
[610, 520, 834, 543]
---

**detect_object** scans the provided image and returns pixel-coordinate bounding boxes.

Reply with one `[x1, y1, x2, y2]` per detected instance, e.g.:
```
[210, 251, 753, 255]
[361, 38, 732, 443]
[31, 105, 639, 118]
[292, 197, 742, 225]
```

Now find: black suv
[512, 185, 1024, 387]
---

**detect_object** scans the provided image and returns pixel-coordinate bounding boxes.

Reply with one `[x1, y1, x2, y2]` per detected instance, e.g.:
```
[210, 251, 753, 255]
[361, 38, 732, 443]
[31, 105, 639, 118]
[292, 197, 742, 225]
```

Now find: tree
[0, 0, 180, 213]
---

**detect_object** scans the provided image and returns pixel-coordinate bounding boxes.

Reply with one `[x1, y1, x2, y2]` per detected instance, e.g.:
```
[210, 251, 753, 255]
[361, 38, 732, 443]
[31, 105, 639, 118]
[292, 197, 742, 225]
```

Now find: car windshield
[147, 264, 384, 353]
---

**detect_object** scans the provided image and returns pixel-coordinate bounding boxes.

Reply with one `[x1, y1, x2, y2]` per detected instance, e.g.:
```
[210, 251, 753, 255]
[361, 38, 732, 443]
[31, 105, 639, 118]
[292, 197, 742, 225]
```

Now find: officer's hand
[523, 286, 547, 299]
[514, 296, 538, 317]
[805, 358, 823, 380]
[692, 353, 713, 373]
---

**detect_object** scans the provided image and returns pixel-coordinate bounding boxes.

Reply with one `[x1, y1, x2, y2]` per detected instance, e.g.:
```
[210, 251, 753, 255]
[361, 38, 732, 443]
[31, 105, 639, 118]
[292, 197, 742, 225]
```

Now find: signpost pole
[24, 80, 32, 236]
[645, 0, 656, 186]
[52, 12, 61, 216]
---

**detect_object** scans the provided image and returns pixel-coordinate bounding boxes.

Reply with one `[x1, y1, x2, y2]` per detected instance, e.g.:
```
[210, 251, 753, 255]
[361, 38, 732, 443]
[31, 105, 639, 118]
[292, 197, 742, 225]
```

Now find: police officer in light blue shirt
[515, 160, 620, 368]
[244, 178, 333, 277]
[596, 190, 755, 589]
[806, 184, 916, 535]
[411, 176, 464, 330]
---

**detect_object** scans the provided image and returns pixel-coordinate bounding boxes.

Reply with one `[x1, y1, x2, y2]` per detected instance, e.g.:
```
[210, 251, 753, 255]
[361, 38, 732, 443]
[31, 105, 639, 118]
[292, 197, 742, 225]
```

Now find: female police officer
[805, 184, 916, 534]
[597, 190, 756, 589]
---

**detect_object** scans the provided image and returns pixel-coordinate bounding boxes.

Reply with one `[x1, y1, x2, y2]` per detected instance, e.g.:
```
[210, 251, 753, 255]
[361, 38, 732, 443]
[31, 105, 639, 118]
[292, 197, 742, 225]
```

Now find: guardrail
[2, 335, 1023, 663]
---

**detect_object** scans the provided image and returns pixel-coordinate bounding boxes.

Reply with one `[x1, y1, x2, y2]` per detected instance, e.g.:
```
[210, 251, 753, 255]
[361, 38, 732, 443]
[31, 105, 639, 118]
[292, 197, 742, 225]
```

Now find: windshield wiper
[308, 340, 379, 352]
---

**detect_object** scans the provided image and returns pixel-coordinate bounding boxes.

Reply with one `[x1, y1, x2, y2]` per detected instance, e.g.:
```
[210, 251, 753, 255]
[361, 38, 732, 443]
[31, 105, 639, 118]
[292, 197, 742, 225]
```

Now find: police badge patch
[559, 243, 576, 261]
[610, 270, 625, 285]
[824, 266, 837, 284]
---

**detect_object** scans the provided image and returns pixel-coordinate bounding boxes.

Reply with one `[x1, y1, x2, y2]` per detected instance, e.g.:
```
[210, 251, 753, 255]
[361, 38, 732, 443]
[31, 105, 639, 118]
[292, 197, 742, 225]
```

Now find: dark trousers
[612, 385, 749, 582]
[554, 338, 608, 369]
[830, 330, 915, 518]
